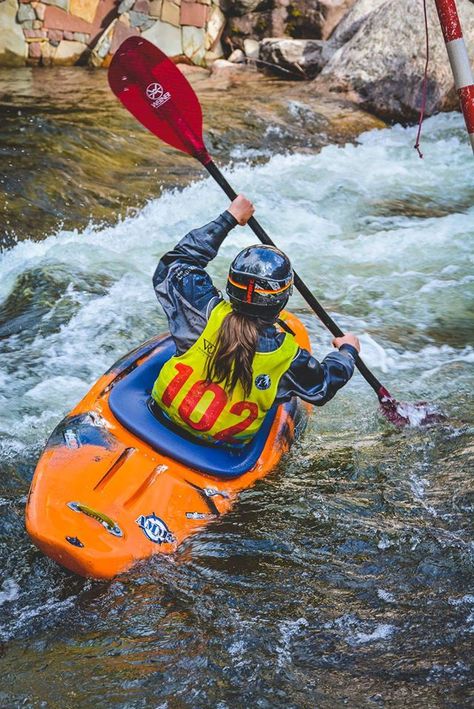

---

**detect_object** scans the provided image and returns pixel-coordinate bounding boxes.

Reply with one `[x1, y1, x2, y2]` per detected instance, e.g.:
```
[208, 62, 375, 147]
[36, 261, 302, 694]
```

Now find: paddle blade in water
[378, 388, 444, 427]
[108, 37, 210, 164]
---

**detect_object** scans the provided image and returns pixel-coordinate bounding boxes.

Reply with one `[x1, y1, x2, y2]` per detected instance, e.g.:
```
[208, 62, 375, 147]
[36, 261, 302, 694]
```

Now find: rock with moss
[285, 0, 356, 40]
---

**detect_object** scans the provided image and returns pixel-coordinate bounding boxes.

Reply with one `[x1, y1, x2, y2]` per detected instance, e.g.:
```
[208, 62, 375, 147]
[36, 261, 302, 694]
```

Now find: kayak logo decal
[255, 374, 271, 390]
[136, 513, 175, 544]
[145, 82, 171, 109]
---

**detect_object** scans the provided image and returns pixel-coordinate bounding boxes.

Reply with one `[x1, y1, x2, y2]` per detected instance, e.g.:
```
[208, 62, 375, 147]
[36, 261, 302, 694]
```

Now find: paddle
[108, 36, 439, 427]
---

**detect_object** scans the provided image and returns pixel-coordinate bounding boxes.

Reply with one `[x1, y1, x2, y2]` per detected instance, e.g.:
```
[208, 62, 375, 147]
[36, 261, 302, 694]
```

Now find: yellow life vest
[152, 301, 299, 445]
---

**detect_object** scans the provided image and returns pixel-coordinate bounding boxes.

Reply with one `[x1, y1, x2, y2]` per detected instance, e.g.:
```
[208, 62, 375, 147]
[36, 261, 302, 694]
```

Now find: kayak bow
[26, 311, 311, 579]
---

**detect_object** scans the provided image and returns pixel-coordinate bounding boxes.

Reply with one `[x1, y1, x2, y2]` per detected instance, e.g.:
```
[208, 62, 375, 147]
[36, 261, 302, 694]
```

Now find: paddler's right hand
[228, 194, 255, 226]
[332, 333, 361, 353]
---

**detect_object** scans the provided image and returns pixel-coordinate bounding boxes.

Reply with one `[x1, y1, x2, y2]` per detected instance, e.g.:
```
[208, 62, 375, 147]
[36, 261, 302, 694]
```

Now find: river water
[0, 69, 473, 707]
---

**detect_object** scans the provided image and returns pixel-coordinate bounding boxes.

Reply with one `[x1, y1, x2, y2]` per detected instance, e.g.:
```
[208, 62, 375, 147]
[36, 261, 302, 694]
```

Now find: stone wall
[0, 0, 352, 68]
[0, 0, 226, 66]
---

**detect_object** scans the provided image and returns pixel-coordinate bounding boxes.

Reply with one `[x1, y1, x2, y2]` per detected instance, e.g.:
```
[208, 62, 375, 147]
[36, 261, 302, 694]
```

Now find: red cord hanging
[414, 0, 430, 158]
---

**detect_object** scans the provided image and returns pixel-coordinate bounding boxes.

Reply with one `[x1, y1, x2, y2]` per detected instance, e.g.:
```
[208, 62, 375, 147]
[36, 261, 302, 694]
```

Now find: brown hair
[205, 310, 265, 397]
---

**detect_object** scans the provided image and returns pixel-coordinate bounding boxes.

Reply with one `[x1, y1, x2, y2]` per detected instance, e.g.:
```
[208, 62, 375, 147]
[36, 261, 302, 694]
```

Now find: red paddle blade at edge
[108, 37, 211, 164]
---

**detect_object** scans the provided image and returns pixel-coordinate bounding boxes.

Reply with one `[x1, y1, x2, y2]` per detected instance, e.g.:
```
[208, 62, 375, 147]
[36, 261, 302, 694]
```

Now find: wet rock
[118, 0, 135, 11]
[17, 3, 37, 22]
[210, 57, 247, 78]
[28, 41, 42, 58]
[318, 0, 474, 122]
[73, 31, 91, 43]
[128, 10, 152, 27]
[225, 9, 273, 46]
[33, 2, 47, 20]
[54, 39, 89, 65]
[148, 0, 162, 16]
[243, 37, 259, 59]
[42, 0, 68, 8]
[89, 17, 115, 65]
[161, 0, 180, 26]
[142, 17, 183, 55]
[219, 0, 271, 16]
[204, 48, 222, 64]
[23, 28, 48, 38]
[270, 3, 287, 36]
[228, 48, 245, 63]
[182, 25, 206, 65]
[133, 0, 150, 12]
[47, 28, 64, 42]
[110, 18, 138, 54]
[260, 37, 325, 79]
[180, 1, 208, 28]
[205, 3, 225, 51]
[41, 39, 55, 64]
[286, 0, 356, 40]
[328, 0, 385, 47]
[69, 0, 100, 23]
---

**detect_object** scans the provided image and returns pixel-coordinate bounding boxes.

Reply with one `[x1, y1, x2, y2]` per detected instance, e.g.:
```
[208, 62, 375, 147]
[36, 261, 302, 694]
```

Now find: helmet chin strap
[276, 318, 296, 336]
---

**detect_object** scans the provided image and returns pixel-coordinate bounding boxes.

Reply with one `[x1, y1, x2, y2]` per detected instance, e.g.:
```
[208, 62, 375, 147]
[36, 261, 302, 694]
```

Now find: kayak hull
[26, 311, 312, 580]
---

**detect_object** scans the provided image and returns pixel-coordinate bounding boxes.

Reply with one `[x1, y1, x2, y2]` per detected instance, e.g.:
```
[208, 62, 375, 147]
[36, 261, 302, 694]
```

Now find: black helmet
[226, 245, 293, 321]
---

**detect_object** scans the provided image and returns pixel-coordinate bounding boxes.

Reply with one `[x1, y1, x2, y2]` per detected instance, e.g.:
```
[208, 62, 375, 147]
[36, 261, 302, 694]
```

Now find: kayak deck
[26, 311, 311, 579]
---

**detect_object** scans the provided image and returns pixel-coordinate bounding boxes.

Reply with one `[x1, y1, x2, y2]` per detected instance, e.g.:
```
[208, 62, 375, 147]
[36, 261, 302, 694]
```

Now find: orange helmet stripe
[227, 275, 293, 296]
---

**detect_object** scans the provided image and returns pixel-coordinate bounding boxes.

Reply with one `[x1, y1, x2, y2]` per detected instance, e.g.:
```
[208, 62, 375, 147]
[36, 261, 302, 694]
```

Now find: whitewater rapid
[0, 111, 473, 456]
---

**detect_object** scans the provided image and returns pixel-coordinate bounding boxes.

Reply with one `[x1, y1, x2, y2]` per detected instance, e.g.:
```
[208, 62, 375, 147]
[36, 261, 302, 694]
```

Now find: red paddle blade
[378, 387, 444, 427]
[108, 36, 210, 164]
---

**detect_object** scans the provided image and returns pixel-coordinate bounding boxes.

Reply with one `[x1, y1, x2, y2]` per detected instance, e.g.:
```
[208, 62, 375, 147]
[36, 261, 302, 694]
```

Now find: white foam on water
[276, 617, 308, 668]
[448, 594, 474, 606]
[0, 578, 20, 605]
[377, 589, 396, 604]
[0, 593, 76, 642]
[352, 623, 396, 645]
[428, 661, 471, 682]
[324, 613, 397, 646]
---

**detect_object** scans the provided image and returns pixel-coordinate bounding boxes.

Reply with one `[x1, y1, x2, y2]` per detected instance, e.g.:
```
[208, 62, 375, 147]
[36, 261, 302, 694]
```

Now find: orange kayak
[26, 311, 311, 580]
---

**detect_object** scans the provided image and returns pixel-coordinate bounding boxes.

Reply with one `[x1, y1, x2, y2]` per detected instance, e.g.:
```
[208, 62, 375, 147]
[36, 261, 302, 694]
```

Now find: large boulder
[0, 0, 27, 66]
[260, 38, 325, 79]
[286, 0, 356, 40]
[327, 0, 385, 46]
[317, 0, 474, 122]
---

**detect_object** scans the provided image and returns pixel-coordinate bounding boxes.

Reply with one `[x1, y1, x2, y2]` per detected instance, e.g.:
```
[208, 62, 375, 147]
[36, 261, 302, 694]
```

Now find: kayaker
[151, 195, 360, 446]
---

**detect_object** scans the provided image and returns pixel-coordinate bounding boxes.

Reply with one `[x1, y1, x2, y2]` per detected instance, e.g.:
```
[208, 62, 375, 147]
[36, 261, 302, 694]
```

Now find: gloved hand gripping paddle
[108, 37, 440, 428]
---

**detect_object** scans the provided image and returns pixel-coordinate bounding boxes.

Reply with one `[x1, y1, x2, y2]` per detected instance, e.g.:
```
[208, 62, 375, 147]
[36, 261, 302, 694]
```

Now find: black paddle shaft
[204, 159, 385, 397]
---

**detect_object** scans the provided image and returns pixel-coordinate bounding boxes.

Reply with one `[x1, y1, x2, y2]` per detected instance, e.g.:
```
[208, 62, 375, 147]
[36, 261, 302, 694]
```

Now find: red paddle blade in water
[377, 387, 444, 427]
[108, 37, 211, 164]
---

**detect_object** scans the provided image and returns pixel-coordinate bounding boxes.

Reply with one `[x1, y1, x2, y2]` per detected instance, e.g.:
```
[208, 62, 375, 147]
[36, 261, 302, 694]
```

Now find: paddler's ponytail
[205, 310, 264, 397]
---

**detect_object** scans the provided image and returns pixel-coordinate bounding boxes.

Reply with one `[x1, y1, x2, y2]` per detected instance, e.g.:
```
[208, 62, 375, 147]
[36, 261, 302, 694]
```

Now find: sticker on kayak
[136, 513, 175, 544]
[145, 82, 171, 109]
[186, 512, 217, 520]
